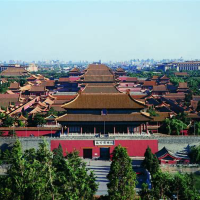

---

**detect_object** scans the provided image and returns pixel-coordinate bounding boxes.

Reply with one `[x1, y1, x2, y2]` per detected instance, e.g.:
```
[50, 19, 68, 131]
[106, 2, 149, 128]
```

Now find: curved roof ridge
[61, 93, 80, 108]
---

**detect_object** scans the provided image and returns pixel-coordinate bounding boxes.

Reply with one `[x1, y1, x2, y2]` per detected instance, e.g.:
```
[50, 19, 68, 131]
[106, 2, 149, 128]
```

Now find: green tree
[0, 140, 58, 199]
[52, 143, 64, 170]
[107, 145, 136, 200]
[172, 173, 200, 200]
[2, 115, 14, 127]
[46, 107, 58, 117]
[189, 145, 200, 163]
[17, 120, 25, 127]
[175, 112, 190, 125]
[28, 114, 46, 126]
[147, 107, 159, 117]
[142, 146, 160, 175]
[151, 171, 172, 199]
[0, 113, 5, 119]
[0, 141, 98, 200]
[52, 147, 97, 200]
[170, 76, 184, 87]
[197, 101, 200, 112]
[194, 122, 200, 135]
[163, 118, 187, 135]
[185, 90, 193, 102]
[34, 114, 46, 126]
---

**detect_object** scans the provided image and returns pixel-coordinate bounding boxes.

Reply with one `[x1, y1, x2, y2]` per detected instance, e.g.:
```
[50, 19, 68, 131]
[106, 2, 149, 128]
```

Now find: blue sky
[0, 1, 200, 62]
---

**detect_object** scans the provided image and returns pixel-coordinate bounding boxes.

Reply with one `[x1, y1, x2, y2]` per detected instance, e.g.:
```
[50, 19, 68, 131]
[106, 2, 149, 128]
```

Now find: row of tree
[0, 141, 98, 200]
[0, 141, 200, 199]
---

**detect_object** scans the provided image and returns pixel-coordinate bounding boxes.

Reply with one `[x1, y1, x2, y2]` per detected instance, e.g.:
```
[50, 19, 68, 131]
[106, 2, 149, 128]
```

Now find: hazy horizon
[0, 1, 200, 62]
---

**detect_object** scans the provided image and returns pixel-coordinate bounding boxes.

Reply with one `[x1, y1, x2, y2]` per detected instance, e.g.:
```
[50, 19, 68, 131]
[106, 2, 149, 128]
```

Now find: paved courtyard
[85, 159, 146, 196]
[86, 159, 111, 196]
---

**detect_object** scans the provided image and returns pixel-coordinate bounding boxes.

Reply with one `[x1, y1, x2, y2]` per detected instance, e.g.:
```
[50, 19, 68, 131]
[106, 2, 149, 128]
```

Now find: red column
[139, 125, 142, 134]
[94, 127, 96, 134]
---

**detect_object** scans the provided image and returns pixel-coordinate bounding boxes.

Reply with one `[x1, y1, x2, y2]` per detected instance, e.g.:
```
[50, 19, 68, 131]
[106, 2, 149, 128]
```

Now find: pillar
[139, 125, 142, 134]
[94, 127, 96, 134]
[127, 127, 129, 134]
[67, 127, 69, 134]
[114, 126, 115, 134]
[81, 127, 82, 134]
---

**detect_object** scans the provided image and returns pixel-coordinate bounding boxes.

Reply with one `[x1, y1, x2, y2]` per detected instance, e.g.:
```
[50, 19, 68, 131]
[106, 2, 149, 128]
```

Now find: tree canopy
[142, 146, 159, 175]
[107, 145, 136, 200]
[0, 140, 98, 200]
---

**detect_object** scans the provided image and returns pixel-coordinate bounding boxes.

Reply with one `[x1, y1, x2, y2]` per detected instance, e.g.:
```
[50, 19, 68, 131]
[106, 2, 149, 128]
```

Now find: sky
[0, 1, 200, 62]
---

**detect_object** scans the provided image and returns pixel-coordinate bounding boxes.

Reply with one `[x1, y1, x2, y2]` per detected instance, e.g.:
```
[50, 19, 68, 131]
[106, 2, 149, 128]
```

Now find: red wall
[51, 140, 158, 157]
[2, 130, 57, 137]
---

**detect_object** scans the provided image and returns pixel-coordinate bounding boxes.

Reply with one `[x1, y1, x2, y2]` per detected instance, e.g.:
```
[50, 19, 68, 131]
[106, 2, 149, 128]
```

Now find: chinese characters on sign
[94, 140, 115, 146]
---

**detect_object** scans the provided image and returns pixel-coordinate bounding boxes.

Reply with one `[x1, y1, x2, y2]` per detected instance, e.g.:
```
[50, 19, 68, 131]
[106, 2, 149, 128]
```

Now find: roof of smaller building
[1, 67, 29, 77]
[116, 68, 125, 72]
[118, 77, 138, 82]
[0, 94, 20, 107]
[155, 147, 177, 159]
[153, 112, 171, 122]
[18, 114, 27, 121]
[152, 76, 158, 79]
[178, 82, 188, 88]
[164, 93, 185, 100]
[30, 105, 45, 114]
[45, 114, 57, 120]
[70, 67, 80, 72]
[152, 85, 168, 92]
[41, 80, 55, 87]
[6, 90, 15, 94]
[44, 98, 54, 105]
[160, 75, 169, 80]
[9, 82, 20, 89]
[27, 75, 38, 80]
[143, 81, 157, 86]
[52, 95, 77, 101]
[192, 96, 200, 101]
[30, 86, 46, 92]
[58, 77, 70, 82]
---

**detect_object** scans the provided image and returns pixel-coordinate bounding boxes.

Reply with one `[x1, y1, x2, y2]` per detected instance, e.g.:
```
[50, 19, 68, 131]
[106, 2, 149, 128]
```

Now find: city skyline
[0, 1, 200, 62]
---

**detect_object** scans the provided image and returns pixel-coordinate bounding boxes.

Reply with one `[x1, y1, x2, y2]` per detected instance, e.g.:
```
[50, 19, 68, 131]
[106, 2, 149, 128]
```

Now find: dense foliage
[107, 145, 137, 200]
[142, 146, 159, 175]
[163, 118, 187, 135]
[0, 140, 97, 200]
[140, 147, 200, 200]
[146, 107, 159, 117]
[189, 145, 200, 164]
